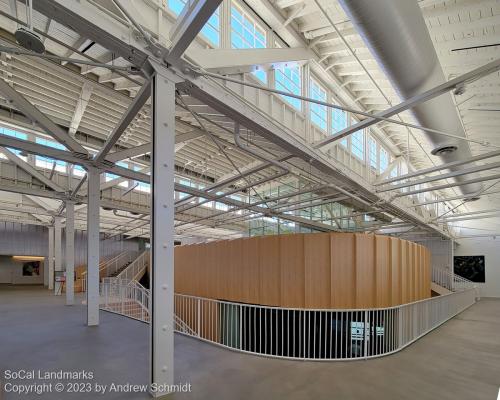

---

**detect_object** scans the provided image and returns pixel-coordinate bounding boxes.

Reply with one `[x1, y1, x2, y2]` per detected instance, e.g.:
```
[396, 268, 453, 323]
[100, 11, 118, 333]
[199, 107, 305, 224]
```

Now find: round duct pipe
[339, 0, 483, 196]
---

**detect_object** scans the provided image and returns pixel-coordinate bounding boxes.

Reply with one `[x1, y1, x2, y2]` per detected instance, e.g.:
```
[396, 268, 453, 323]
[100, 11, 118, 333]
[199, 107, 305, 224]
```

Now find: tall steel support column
[65, 201, 75, 305]
[47, 226, 54, 290]
[54, 216, 62, 295]
[149, 71, 175, 396]
[86, 167, 100, 326]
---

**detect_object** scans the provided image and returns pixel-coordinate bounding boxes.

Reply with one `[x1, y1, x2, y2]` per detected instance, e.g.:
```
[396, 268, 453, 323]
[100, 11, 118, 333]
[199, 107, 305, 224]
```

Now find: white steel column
[65, 200, 75, 305]
[48, 226, 54, 290]
[86, 167, 100, 326]
[150, 70, 175, 396]
[54, 216, 62, 295]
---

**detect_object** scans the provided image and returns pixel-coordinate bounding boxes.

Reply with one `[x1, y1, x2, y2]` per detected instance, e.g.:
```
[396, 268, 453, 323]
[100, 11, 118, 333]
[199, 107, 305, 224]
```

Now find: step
[431, 282, 452, 296]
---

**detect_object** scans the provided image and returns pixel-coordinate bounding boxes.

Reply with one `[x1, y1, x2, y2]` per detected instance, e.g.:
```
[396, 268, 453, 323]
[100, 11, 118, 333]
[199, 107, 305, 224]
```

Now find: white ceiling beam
[0, 147, 66, 192]
[80, 51, 115, 75]
[428, 14, 500, 37]
[61, 36, 89, 64]
[318, 40, 367, 56]
[307, 27, 358, 43]
[114, 80, 143, 91]
[168, 0, 223, 61]
[0, 134, 149, 183]
[94, 80, 151, 163]
[216, 160, 263, 182]
[283, 3, 306, 27]
[189, 47, 311, 75]
[105, 143, 151, 163]
[276, 0, 306, 8]
[315, 58, 500, 148]
[299, 16, 346, 34]
[436, 35, 500, 52]
[0, 78, 89, 155]
[421, 0, 500, 18]
[69, 82, 92, 135]
[98, 72, 122, 83]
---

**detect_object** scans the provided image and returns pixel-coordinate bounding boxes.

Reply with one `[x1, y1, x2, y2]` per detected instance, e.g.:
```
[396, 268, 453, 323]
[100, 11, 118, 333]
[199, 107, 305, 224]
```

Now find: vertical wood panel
[304, 233, 331, 308]
[408, 242, 414, 301]
[375, 235, 391, 307]
[390, 238, 401, 306]
[417, 245, 425, 300]
[280, 234, 305, 308]
[425, 248, 431, 298]
[355, 234, 375, 308]
[201, 243, 215, 299]
[401, 240, 409, 303]
[227, 239, 242, 301]
[217, 240, 230, 300]
[331, 233, 356, 308]
[240, 237, 260, 304]
[259, 235, 281, 306]
[174, 233, 432, 309]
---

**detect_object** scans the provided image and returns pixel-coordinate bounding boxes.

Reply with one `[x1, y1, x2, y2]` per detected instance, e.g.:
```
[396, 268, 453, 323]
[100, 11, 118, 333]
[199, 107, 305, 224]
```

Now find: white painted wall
[0, 255, 44, 284]
[415, 238, 453, 272]
[455, 237, 500, 298]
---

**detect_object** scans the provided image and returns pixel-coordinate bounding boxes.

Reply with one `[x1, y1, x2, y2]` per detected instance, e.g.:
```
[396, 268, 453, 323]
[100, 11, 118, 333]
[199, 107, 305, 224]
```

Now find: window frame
[309, 77, 328, 131]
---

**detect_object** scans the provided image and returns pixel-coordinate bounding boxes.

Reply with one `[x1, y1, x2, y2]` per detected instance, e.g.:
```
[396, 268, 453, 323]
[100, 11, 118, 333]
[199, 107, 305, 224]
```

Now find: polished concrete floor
[0, 285, 499, 400]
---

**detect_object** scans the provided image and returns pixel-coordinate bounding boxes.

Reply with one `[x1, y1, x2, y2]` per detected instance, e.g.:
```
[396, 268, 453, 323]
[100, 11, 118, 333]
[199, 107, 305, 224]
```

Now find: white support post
[87, 167, 100, 326]
[149, 70, 175, 396]
[65, 201, 75, 305]
[450, 239, 455, 290]
[48, 226, 54, 290]
[54, 216, 62, 295]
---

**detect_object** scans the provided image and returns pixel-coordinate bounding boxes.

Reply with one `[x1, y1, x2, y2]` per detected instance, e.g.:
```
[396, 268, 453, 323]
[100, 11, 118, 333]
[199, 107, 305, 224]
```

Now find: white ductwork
[339, 0, 483, 197]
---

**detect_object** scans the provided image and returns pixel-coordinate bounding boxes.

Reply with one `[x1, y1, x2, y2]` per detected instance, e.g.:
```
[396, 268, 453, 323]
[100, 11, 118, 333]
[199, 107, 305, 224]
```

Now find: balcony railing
[99, 280, 476, 361]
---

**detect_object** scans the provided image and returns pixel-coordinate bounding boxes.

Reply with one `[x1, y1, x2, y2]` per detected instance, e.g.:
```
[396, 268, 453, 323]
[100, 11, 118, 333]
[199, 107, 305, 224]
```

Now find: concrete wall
[0, 255, 44, 284]
[455, 237, 500, 298]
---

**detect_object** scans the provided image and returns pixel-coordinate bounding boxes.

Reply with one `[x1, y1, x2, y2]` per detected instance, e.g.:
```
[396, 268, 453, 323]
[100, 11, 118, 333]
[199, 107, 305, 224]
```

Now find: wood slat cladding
[174, 233, 431, 309]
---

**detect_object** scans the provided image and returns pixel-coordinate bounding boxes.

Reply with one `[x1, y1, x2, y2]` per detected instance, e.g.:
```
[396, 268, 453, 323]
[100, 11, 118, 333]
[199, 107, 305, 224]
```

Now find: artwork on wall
[22, 261, 40, 276]
[454, 255, 485, 283]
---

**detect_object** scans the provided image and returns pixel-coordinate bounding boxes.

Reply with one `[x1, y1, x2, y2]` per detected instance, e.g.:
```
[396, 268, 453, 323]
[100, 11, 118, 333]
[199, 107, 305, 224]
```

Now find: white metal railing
[81, 250, 140, 292]
[117, 250, 150, 281]
[100, 278, 150, 322]
[100, 250, 140, 277]
[431, 266, 477, 292]
[98, 280, 476, 361]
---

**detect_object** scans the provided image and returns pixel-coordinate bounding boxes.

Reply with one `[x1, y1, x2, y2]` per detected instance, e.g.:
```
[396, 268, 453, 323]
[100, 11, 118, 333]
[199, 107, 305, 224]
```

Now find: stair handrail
[81, 252, 122, 279]
[432, 266, 477, 292]
[101, 250, 140, 277]
[117, 250, 150, 281]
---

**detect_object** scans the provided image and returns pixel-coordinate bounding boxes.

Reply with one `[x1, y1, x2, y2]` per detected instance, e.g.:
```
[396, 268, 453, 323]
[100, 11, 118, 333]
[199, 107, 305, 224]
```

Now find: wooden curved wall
[174, 233, 431, 309]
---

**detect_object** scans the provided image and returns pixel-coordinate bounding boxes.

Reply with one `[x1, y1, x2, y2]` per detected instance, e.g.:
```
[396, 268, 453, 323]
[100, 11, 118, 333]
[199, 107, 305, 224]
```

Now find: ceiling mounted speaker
[15, 28, 45, 54]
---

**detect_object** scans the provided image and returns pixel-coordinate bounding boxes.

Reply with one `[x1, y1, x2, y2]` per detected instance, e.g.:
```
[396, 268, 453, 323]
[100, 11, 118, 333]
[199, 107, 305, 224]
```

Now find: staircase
[116, 251, 150, 282]
[109, 261, 133, 277]
[79, 250, 140, 292]
[72, 254, 119, 293]
[431, 266, 477, 297]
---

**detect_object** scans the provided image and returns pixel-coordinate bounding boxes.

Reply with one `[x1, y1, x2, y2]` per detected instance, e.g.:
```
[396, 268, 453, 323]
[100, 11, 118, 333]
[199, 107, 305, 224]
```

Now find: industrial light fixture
[14, 0, 45, 54]
[12, 255, 45, 261]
